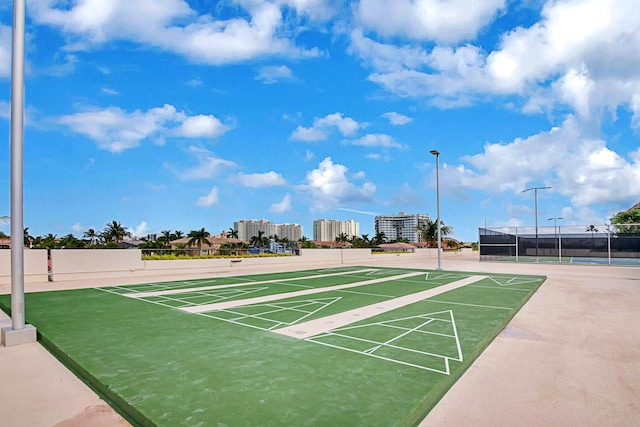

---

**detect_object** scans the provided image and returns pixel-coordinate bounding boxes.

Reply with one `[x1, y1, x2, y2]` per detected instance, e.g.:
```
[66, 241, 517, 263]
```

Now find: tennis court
[0, 266, 545, 426]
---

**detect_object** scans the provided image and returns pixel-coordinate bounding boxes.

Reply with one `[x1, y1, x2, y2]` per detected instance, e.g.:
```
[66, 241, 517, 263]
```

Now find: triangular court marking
[207, 297, 343, 331]
[307, 310, 463, 374]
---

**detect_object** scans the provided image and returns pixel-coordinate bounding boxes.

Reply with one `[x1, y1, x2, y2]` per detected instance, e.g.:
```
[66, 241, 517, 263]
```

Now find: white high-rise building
[234, 219, 276, 242]
[275, 223, 304, 241]
[233, 220, 302, 242]
[312, 219, 360, 241]
[374, 212, 430, 243]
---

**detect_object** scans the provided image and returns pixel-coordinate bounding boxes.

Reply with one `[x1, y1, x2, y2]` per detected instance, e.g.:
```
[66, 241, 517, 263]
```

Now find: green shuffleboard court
[0, 266, 546, 426]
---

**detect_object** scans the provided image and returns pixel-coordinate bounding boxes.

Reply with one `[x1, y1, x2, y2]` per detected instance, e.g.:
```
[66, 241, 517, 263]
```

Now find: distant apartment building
[234, 219, 276, 242]
[374, 212, 430, 243]
[275, 223, 304, 242]
[312, 219, 360, 241]
[234, 219, 303, 242]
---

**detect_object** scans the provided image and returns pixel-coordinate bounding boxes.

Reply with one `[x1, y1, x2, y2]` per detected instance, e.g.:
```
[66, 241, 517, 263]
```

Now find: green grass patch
[0, 267, 545, 426]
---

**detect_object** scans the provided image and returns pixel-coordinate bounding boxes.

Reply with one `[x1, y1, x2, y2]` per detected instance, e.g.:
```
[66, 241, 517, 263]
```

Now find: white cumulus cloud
[348, 133, 402, 148]
[127, 221, 149, 238]
[196, 187, 220, 207]
[290, 112, 365, 141]
[355, 0, 506, 44]
[270, 194, 292, 213]
[0, 25, 13, 78]
[381, 112, 413, 125]
[301, 157, 376, 211]
[168, 146, 237, 180]
[29, 0, 321, 65]
[56, 104, 231, 152]
[350, 0, 640, 120]
[255, 65, 295, 84]
[446, 116, 640, 207]
[176, 115, 230, 138]
[237, 172, 286, 188]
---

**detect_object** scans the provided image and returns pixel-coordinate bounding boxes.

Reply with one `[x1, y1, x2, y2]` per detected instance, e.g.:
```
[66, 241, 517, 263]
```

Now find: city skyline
[1, 1, 639, 243]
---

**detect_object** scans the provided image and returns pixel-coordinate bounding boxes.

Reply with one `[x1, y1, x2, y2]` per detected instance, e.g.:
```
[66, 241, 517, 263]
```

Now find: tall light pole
[548, 216, 563, 259]
[547, 217, 563, 237]
[522, 186, 551, 263]
[430, 150, 442, 270]
[2, 0, 36, 347]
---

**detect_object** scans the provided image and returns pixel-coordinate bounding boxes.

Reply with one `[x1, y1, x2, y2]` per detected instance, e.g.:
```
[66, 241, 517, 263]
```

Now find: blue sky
[1, 0, 639, 242]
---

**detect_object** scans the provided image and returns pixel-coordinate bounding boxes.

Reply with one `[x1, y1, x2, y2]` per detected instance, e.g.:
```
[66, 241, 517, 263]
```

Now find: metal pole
[558, 225, 562, 263]
[607, 224, 611, 266]
[3, 0, 36, 346]
[10, 0, 26, 331]
[548, 217, 563, 262]
[534, 188, 538, 262]
[430, 150, 441, 270]
[522, 186, 551, 263]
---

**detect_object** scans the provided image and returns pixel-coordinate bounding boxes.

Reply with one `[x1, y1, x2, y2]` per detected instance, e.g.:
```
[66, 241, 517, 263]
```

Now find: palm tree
[226, 228, 239, 239]
[586, 225, 599, 248]
[187, 227, 211, 255]
[103, 221, 130, 244]
[372, 231, 387, 245]
[23, 227, 32, 247]
[0, 215, 9, 224]
[36, 233, 58, 249]
[83, 228, 99, 245]
[250, 230, 267, 248]
[59, 234, 85, 249]
[335, 232, 349, 242]
[298, 236, 316, 249]
[417, 219, 452, 247]
[160, 229, 173, 248]
[173, 230, 184, 239]
[335, 232, 350, 247]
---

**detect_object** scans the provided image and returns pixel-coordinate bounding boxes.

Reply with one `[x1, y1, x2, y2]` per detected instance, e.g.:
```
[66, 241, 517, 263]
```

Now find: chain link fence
[479, 224, 640, 266]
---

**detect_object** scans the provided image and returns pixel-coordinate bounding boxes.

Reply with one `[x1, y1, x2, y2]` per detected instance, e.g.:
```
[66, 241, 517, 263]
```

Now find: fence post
[515, 227, 519, 262]
[607, 224, 611, 265]
[556, 226, 560, 263]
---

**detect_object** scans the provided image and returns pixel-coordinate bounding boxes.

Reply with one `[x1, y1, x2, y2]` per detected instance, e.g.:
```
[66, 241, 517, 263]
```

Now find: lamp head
[429, 150, 440, 156]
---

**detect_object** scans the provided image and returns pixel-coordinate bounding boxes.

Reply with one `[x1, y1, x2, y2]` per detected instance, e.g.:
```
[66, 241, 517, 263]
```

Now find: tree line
[1, 218, 460, 250]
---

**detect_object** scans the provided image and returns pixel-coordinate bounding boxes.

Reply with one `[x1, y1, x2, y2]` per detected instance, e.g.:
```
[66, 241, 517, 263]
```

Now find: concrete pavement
[1, 252, 638, 426]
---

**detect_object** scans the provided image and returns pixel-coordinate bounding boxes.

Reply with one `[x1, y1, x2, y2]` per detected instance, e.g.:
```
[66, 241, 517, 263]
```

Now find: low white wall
[298, 248, 373, 263]
[140, 250, 375, 278]
[32, 248, 377, 283]
[3, 248, 475, 285]
[340, 249, 374, 262]
[0, 250, 49, 285]
[51, 249, 145, 281]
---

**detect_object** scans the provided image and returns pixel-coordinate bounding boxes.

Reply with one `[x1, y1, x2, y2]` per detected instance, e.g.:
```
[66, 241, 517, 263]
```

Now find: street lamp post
[548, 217, 563, 259]
[522, 186, 551, 263]
[2, 0, 36, 347]
[430, 150, 441, 270]
[547, 217, 563, 237]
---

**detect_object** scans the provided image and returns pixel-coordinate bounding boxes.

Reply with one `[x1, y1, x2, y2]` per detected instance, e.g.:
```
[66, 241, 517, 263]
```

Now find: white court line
[273, 275, 486, 339]
[426, 300, 513, 310]
[337, 289, 395, 298]
[125, 268, 377, 298]
[181, 271, 426, 314]
[488, 276, 543, 287]
[303, 339, 451, 374]
[469, 285, 531, 292]
[206, 297, 342, 331]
